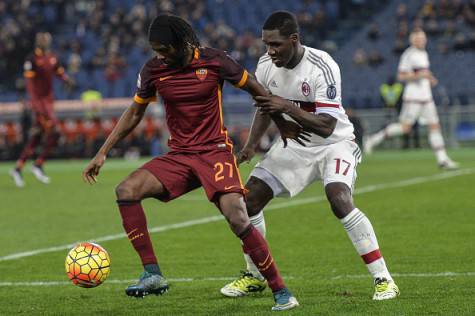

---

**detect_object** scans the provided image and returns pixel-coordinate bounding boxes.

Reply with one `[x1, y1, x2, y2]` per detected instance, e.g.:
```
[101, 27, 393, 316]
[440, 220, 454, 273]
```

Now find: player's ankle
[144, 263, 162, 275]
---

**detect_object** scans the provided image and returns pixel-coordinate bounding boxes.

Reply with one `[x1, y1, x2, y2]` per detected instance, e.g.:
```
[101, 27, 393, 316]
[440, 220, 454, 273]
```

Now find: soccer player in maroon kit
[10, 32, 73, 187]
[82, 15, 300, 311]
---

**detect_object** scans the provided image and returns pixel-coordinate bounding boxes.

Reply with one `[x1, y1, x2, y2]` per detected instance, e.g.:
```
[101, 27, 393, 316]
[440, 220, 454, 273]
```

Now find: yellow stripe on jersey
[233, 70, 248, 88]
[133, 94, 157, 104]
[24, 71, 36, 78]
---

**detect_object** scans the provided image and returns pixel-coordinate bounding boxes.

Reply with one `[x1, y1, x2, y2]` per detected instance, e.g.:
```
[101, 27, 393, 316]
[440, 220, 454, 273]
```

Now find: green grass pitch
[0, 148, 474, 315]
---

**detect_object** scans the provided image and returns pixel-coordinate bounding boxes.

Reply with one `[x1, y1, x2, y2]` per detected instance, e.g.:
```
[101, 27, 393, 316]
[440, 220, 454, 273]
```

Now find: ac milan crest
[301, 82, 311, 96]
[196, 68, 208, 81]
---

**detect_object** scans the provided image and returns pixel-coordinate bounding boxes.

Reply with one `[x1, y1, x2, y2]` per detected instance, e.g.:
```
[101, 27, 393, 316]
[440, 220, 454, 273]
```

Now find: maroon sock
[117, 200, 158, 266]
[16, 133, 41, 169]
[36, 131, 59, 165]
[240, 225, 285, 292]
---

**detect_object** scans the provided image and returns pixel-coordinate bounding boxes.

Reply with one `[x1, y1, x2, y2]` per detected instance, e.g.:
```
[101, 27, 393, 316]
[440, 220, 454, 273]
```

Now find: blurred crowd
[0, 0, 351, 99]
[0, 108, 283, 161]
[0, 111, 166, 160]
[353, 0, 475, 67]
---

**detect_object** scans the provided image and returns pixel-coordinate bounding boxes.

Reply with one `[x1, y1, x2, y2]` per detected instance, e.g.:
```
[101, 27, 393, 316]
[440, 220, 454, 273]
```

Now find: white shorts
[399, 100, 439, 125]
[250, 139, 362, 197]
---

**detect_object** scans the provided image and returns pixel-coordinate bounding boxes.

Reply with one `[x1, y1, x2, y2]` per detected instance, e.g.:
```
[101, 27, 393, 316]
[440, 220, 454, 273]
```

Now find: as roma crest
[196, 68, 208, 81]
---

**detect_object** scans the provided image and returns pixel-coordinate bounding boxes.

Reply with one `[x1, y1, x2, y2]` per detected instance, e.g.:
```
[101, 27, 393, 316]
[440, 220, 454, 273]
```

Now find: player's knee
[227, 202, 250, 235]
[245, 177, 273, 217]
[115, 180, 141, 201]
[326, 183, 354, 219]
[245, 192, 264, 217]
[401, 124, 412, 134]
[428, 123, 440, 131]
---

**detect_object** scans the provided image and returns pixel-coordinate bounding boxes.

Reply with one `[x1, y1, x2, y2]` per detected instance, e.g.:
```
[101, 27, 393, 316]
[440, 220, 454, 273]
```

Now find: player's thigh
[138, 154, 201, 201]
[116, 169, 166, 200]
[421, 101, 440, 125]
[323, 140, 361, 192]
[254, 140, 319, 197]
[191, 149, 245, 203]
[399, 101, 421, 125]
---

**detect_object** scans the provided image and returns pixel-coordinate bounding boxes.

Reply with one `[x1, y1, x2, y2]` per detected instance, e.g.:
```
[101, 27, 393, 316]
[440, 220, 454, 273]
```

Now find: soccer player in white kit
[220, 11, 400, 302]
[364, 28, 458, 170]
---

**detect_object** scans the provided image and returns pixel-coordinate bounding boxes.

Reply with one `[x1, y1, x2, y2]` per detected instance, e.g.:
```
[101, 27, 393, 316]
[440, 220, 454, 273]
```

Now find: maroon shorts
[140, 149, 245, 203]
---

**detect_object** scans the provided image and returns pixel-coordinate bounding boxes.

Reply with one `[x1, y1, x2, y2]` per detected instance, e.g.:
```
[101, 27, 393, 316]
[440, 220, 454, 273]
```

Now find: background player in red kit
[10, 32, 73, 187]
[82, 15, 301, 311]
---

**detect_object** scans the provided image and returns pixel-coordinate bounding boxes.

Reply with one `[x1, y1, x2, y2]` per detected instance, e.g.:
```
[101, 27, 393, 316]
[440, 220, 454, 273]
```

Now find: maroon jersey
[134, 47, 248, 152]
[24, 48, 67, 99]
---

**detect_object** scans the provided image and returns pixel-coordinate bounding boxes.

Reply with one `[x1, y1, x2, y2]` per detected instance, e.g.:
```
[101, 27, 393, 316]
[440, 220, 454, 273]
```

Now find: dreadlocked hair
[148, 14, 200, 57]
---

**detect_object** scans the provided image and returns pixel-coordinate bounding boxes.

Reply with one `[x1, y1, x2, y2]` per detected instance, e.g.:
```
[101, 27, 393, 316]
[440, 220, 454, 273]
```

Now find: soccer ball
[65, 242, 111, 288]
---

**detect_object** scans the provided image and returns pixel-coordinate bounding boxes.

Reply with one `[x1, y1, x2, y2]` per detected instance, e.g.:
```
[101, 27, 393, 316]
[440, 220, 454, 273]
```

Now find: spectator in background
[353, 48, 367, 65]
[367, 23, 381, 41]
[81, 87, 103, 119]
[463, 0, 475, 26]
[368, 50, 384, 67]
[104, 51, 127, 97]
[380, 76, 403, 110]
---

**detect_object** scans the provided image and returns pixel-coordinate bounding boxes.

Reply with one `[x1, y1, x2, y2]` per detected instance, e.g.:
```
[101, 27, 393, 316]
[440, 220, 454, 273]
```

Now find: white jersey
[255, 46, 354, 147]
[398, 46, 433, 101]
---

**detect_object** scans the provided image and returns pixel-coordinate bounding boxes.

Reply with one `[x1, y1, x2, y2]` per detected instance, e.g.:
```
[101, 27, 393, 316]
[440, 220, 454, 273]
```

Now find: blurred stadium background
[0, 0, 474, 161]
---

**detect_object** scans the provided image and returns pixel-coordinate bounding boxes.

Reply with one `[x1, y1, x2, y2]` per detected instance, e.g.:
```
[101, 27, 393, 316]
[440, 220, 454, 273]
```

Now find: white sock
[340, 208, 392, 281]
[244, 212, 266, 279]
[428, 130, 449, 163]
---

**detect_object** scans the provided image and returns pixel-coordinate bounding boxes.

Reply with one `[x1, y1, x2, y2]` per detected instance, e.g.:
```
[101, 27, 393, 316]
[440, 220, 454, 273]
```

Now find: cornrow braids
[148, 14, 200, 57]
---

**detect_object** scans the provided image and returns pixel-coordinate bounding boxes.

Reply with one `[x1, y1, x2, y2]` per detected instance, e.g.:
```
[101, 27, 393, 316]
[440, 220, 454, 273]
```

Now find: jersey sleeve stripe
[307, 56, 332, 86]
[308, 51, 336, 83]
[133, 94, 156, 104]
[308, 52, 337, 85]
[24, 71, 36, 78]
[233, 70, 248, 88]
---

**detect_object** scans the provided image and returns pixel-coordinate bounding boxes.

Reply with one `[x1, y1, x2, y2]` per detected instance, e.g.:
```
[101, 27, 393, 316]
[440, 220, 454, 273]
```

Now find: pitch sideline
[0, 168, 473, 262]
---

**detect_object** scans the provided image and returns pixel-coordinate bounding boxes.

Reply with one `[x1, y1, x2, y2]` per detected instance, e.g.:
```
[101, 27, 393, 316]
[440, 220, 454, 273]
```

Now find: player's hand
[254, 95, 291, 114]
[237, 146, 256, 164]
[82, 153, 106, 185]
[273, 118, 312, 148]
[430, 76, 438, 87]
[417, 69, 432, 80]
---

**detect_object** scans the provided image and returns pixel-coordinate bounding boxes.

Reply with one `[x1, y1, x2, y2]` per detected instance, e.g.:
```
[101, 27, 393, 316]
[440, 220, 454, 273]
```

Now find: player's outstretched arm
[255, 95, 336, 138]
[82, 102, 147, 184]
[237, 110, 271, 164]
